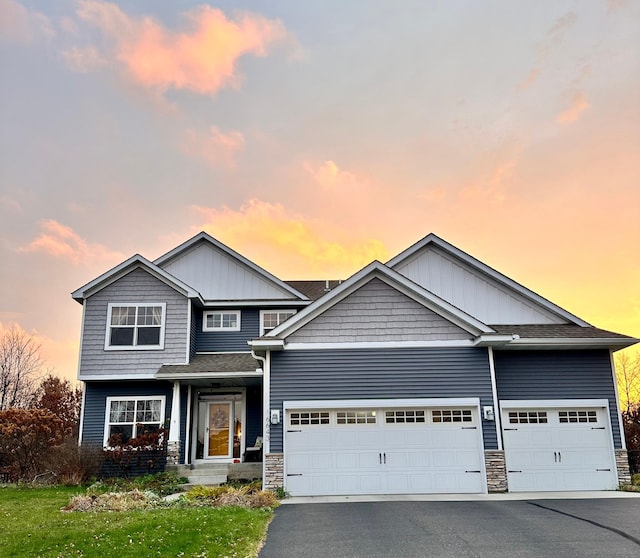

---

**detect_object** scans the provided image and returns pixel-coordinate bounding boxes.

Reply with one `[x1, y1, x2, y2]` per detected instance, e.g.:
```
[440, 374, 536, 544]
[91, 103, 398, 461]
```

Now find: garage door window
[385, 410, 426, 423]
[508, 411, 548, 424]
[290, 412, 330, 425]
[559, 410, 597, 423]
[432, 409, 472, 423]
[337, 411, 376, 424]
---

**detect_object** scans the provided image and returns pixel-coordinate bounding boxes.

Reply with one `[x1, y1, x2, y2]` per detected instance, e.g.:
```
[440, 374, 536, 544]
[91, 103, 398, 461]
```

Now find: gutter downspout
[251, 348, 269, 491]
[609, 350, 627, 451]
[487, 347, 503, 451]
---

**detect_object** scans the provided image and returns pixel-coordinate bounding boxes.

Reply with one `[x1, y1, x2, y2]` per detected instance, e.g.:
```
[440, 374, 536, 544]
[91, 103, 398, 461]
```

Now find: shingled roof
[156, 353, 261, 380]
[490, 324, 635, 340]
[284, 280, 342, 301]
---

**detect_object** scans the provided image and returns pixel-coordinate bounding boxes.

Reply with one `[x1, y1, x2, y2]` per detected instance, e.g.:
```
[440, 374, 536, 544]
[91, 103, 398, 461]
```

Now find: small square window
[203, 311, 241, 332]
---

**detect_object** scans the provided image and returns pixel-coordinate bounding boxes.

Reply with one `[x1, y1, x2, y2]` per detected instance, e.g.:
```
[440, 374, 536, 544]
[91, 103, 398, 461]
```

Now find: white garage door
[502, 403, 618, 492]
[284, 402, 485, 496]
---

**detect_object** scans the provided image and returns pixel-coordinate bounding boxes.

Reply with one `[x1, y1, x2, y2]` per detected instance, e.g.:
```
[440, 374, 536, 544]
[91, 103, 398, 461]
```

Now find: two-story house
[72, 232, 637, 495]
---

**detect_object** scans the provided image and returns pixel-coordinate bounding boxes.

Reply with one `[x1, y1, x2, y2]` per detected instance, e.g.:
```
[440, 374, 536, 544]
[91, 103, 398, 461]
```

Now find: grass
[0, 485, 273, 557]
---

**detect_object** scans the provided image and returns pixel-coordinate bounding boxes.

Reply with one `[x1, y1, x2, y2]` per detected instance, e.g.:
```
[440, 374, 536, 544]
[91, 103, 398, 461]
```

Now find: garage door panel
[285, 404, 485, 496]
[502, 405, 617, 492]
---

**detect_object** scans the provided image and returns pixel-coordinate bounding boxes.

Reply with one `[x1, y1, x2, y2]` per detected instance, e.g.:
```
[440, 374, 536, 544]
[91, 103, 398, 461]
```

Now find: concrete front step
[168, 462, 262, 486]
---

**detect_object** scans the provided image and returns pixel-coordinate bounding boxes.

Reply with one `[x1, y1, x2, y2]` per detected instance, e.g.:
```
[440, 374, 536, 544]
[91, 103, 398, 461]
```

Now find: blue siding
[194, 308, 259, 352]
[81, 381, 181, 458]
[245, 386, 263, 447]
[269, 347, 496, 451]
[494, 349, 622, 448]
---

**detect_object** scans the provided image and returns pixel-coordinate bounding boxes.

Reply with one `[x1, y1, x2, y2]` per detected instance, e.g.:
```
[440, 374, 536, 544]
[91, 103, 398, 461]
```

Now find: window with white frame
[203, 310, 241, 332]
[106, 303, 166, 349]
[260, 310, 296, 334]
[104, 396, 165, 445]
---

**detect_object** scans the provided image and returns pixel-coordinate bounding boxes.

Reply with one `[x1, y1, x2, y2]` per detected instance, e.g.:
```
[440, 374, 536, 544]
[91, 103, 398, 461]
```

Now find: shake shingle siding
[269, 347, 496, 451]
[79, 268, 189, 378]
[493, 349, 622, 447]
[288, 278, 471, 343]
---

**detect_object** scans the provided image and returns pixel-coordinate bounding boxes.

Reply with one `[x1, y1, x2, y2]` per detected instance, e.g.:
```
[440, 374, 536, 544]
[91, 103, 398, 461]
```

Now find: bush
[87, 471, 185, 497]
[184, 484, 280, 509]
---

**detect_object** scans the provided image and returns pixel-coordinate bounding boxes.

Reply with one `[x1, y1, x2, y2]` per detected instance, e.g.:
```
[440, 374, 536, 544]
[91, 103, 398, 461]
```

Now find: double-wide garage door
[284, 400, 485, 496]
[501, 401, 618, 492]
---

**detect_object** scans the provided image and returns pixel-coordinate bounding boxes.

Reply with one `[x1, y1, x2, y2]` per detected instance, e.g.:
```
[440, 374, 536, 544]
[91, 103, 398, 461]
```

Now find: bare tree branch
[0, 325, 43, 410]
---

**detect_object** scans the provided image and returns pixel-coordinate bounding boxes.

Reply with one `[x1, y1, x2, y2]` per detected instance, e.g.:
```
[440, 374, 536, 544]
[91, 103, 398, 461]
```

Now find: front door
[205, 402, 233, 458]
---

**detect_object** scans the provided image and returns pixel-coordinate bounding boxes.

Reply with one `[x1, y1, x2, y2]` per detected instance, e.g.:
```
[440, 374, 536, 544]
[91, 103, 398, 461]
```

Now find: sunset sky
[1, 0, 639, 382]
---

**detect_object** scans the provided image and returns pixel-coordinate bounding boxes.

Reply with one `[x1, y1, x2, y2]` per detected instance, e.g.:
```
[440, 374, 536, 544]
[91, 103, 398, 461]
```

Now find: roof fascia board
[507, 337, 639, 350]
[264, 261, 493, 339]
[200, 299, 312, 308]
[155, 371, 264, 380]
[71, 255, 201, 302]
[153, 231, 310, 301]
[387, 234, 591, 327]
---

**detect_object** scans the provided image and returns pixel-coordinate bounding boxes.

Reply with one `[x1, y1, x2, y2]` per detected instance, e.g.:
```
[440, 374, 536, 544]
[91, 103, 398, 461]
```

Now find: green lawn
[0, 486, 273, 557]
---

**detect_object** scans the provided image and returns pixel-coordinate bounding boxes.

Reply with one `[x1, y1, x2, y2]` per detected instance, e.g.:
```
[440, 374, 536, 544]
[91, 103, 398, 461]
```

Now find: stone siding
[615, 449, 631, 485]
[167, 441, 181, 466]
[264, 453, 284, 490]
[485, 450, 508, 492]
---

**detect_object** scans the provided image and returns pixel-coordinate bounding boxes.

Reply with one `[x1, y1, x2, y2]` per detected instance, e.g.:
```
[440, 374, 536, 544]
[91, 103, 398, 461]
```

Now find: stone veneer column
[485, 450, 508, 492]
[615, 449, 631, 485]
[166, 440, 181, 466]
[264, 453, 284, 490]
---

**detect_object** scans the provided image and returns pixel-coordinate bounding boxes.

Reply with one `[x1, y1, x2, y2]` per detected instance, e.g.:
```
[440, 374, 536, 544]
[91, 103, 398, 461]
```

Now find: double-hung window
[106, 303, 166, 349]
[260, 310, 296, 335]
[203, 310, 241, 332]
[104, 396, 165, 445]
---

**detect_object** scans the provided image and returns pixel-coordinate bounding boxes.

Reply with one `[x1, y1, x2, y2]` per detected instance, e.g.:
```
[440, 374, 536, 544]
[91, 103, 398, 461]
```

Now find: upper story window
[105, 303, 166, 350]
[203, 311, 241, 332]
[260, 310, 296, 335]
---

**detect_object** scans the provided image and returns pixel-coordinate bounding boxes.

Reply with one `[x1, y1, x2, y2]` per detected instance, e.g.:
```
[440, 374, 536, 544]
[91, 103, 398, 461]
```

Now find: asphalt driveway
[259, 498, 640, 558]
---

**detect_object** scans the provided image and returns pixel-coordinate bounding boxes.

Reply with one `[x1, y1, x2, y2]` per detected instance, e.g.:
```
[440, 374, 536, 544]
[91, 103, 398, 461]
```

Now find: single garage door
[501, 402, 618, 492]
[284, 402, 485, 496]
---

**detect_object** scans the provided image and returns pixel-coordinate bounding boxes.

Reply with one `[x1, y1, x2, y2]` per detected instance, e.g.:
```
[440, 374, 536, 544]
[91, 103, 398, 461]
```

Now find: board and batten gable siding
[288, 278, 471, 344]
[194, 308, 260, 352]
[393, 247, 565, 325]
[493, 349, 622, 447]
[269, 347, 496, 451]
[79, 268, 189, 378]
[160, 242, 295, 301]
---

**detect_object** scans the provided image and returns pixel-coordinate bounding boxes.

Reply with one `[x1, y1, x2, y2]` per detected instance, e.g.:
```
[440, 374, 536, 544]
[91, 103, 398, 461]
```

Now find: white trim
[156, 370, 264, 380]
[169, 381, 181, 442]
[185, 300, 192, 364]
[500, 399, 610, 409]
[185, 384, 193, 465]
[386, 233, 591, 327]
[284, 397, 481, 411]
[72, 254, 200, 301]
[78, 382, 87, 445]
[507, 337, 638, 349]
[260, 309, 297, 336]
[283, 340, 477, 351]
[104, 302, 167, 351]
[264, 262, 493, 340]
[205, 299, 310, 308]
[609, 350, 627, 450]
[79, 373, 157, 381]
[203, 310, 241, 332]
[76, 302, 86, 381]
[487, 347, 502, 451]
[103, 395, 166, 447]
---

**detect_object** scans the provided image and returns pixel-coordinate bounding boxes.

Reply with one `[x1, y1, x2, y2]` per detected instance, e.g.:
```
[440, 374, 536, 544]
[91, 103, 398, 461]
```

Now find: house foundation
[485, 450, 508, 492]
[167, 440, 181, 466]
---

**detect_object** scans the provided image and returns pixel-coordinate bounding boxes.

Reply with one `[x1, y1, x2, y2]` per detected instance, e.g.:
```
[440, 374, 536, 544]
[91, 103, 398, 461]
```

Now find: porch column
[167, 380, 181, 465]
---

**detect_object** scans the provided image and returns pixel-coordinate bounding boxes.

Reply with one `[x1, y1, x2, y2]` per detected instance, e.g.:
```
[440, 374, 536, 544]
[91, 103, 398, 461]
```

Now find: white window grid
[385, 410, 426, 423]
[260, 310, 296, 335]
[337, 411, 377, 425]
[203, 310, 241, 332]
[508, 411, 548, 424]
[105, 303, 165, 349]
[432, 409, 473, 423]
[559, 410, 598, 423]
[104, 396, 165, 445]
[290, 411, 330, 426]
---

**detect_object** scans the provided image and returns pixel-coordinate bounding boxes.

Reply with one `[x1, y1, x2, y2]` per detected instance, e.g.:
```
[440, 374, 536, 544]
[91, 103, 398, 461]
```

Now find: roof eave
[504, 337, 639, 350]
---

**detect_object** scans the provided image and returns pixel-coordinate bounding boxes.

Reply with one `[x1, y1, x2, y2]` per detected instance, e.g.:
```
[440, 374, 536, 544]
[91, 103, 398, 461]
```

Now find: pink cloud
[182, 126, 245, 168]
[191, 199, 389, 278]
[61, 45, 107, 72]
[72, 1, 290, 95]
[17, 220, 123, 265]
[557, 91, 590, 123]
[0, 0, 54, 43]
